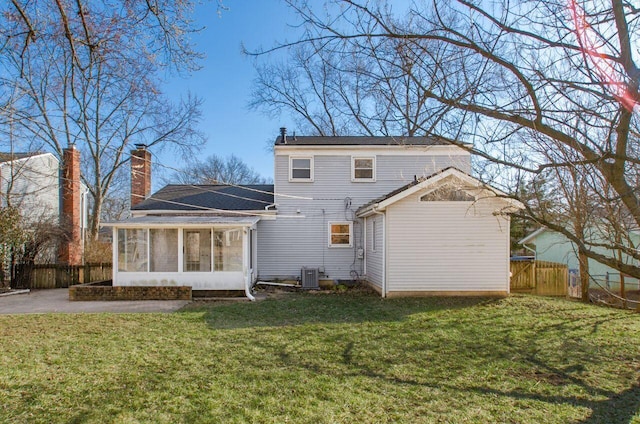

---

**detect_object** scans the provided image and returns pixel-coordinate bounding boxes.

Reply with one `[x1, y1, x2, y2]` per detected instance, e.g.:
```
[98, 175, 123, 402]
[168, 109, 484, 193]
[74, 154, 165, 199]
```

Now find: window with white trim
[352, 157, 375, 181]
[214, 228, 243, 271]
[420, 185, 475, 202]
[150, 229, 178, 272]
[290, 157, 313, 181]
[184, 229, 212, 272]
[328, 221, 353, 247]
[372, 219, 377, 252]
[118, 228, 148, 272]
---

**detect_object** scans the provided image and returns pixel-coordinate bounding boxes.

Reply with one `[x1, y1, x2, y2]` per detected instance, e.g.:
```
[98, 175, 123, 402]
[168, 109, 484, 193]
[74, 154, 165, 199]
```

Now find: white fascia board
[357, 168, 523, 217]
[386, 168, 523, 210]
[519, 227, 547, 245]
[103, 221, 257, 228]
[102, 215, 261, 228]
[274, 144, 470, 157]
[356, 204, 382, 218]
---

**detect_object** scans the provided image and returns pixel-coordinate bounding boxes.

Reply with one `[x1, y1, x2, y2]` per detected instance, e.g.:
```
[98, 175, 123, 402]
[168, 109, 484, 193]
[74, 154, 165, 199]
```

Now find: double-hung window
[328, 221, 353, 248]
[352, 157, 375, 181]
[290, 157, 313, 181]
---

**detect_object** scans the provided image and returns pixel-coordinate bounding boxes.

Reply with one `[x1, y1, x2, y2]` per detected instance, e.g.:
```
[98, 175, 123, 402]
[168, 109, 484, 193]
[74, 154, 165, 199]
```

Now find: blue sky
[158, 0, 302, 183]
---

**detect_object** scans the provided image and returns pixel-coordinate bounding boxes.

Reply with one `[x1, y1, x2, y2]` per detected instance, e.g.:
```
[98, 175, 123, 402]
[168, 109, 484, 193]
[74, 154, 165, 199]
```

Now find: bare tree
[250, 35, 454, 137]
[168, 154, 271, 185]
[250, 0, 640, 283]
[0, 1, 208, 240]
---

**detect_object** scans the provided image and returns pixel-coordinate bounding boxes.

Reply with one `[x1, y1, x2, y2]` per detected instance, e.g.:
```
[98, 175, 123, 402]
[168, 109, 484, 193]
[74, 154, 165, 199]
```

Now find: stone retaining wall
[69, 282, 192, 301]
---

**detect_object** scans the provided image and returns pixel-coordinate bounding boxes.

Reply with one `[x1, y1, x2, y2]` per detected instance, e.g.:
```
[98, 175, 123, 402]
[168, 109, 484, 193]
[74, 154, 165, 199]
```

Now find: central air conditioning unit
[301, 267, 319, 289]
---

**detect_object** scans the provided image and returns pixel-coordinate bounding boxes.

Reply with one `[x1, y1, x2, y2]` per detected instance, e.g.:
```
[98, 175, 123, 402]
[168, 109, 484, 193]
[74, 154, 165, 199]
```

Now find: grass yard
[0, 292, 639, 423]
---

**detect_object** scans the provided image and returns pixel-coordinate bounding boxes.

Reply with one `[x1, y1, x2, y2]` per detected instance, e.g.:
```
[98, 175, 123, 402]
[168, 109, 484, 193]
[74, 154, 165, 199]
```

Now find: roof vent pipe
[280, 127, 287, 144]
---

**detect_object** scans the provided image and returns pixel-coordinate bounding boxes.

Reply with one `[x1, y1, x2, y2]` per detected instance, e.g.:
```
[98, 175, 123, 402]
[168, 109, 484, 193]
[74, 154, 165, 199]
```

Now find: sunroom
[104, 216, 260, 298]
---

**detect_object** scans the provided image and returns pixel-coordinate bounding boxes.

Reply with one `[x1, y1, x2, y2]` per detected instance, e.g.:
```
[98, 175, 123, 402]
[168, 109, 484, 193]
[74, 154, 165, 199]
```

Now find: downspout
[243, 227, 255, 301]
[245, 277, 255, 301]
[372, 206, 386, 298]
[522, 243, 536, 259]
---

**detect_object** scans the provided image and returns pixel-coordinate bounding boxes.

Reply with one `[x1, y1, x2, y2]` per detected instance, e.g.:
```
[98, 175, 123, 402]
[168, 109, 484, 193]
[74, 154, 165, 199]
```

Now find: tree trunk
[89, 193, 102, 242]
[579, 249, 590, 302]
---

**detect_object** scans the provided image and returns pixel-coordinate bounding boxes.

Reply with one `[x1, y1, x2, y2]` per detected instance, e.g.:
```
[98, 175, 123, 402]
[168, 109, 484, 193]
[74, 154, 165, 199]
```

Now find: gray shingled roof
[0, 152, 44, 163]
[131, 184, 275, 212]
[274, 135, 452, 146]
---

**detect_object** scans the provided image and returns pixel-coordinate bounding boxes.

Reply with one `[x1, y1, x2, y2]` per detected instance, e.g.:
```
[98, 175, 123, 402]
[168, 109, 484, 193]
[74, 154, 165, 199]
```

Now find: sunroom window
[184, 229, 212, 272]
[118, 228, 148, 272]
[150, 229, 178, 272]
[214, 229, 243, 271]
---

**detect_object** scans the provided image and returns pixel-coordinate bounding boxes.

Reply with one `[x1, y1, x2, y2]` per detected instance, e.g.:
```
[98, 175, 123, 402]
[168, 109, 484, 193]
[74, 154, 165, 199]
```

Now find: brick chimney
[58, 145, 83, 265]
[131, 144, 151, 207]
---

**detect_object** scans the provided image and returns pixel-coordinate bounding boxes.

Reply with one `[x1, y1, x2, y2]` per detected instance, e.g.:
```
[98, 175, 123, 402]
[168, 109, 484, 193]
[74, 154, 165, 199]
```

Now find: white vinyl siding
[256, 212, 361, 279]
[259, 148, 471, 280]
[372, 220, 378, 252]
[385, 192, 510, 293]
[364, 215, 384, 289]
[0, 153, 60, 222]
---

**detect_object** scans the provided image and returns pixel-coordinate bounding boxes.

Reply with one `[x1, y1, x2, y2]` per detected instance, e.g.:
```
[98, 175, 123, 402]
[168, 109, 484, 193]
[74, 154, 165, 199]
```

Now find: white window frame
[351, 156, 376, 182]
[289, 156, 314, 182]
[328, 221, 353, 248]
[419, 185, 476, 202]
[372, 219, 377, 252]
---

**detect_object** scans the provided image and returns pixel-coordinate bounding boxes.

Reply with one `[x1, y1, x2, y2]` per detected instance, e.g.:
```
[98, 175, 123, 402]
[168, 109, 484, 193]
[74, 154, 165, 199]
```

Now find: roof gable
[357, 167, 523, 216]
[0, 152, 53, 164]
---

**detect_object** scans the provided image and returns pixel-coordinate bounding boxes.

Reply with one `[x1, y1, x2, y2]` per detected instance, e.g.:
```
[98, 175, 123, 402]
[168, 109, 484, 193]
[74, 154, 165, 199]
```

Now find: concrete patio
[0, 288, 191, 314]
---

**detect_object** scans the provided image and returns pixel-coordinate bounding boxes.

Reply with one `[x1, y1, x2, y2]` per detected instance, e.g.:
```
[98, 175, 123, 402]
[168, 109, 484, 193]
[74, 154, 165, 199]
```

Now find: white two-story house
[106, 132, 521, 298]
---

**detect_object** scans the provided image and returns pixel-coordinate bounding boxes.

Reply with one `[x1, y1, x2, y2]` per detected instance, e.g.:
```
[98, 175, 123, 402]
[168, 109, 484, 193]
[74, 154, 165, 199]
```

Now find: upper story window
[352, 157, 375, 182]
[328, 221, 353, 248]
[290, 157, 313, 182]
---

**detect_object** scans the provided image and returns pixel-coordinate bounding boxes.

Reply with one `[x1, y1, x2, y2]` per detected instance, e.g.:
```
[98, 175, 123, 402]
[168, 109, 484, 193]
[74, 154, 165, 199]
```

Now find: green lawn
[1, 292, 639, 423]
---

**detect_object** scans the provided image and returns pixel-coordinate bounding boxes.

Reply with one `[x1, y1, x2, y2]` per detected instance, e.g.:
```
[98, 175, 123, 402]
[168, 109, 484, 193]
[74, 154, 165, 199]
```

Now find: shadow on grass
[183, 291, 501, 329]
[464, 380, 640, 424]
[290, 335, 640, 423]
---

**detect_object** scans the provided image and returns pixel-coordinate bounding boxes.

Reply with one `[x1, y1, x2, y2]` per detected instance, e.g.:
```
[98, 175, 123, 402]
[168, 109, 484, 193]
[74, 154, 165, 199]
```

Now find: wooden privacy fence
[11, 263, 112, 289]
[510, 259, 568, 296]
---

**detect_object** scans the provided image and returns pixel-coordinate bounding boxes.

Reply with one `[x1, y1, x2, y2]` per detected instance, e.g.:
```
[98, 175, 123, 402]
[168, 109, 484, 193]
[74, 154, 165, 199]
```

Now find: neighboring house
[0, 152, 60, 221]
[106, 132, 521, 298]
[519, 227, 640, 287]
[0, 148, 89, 264]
